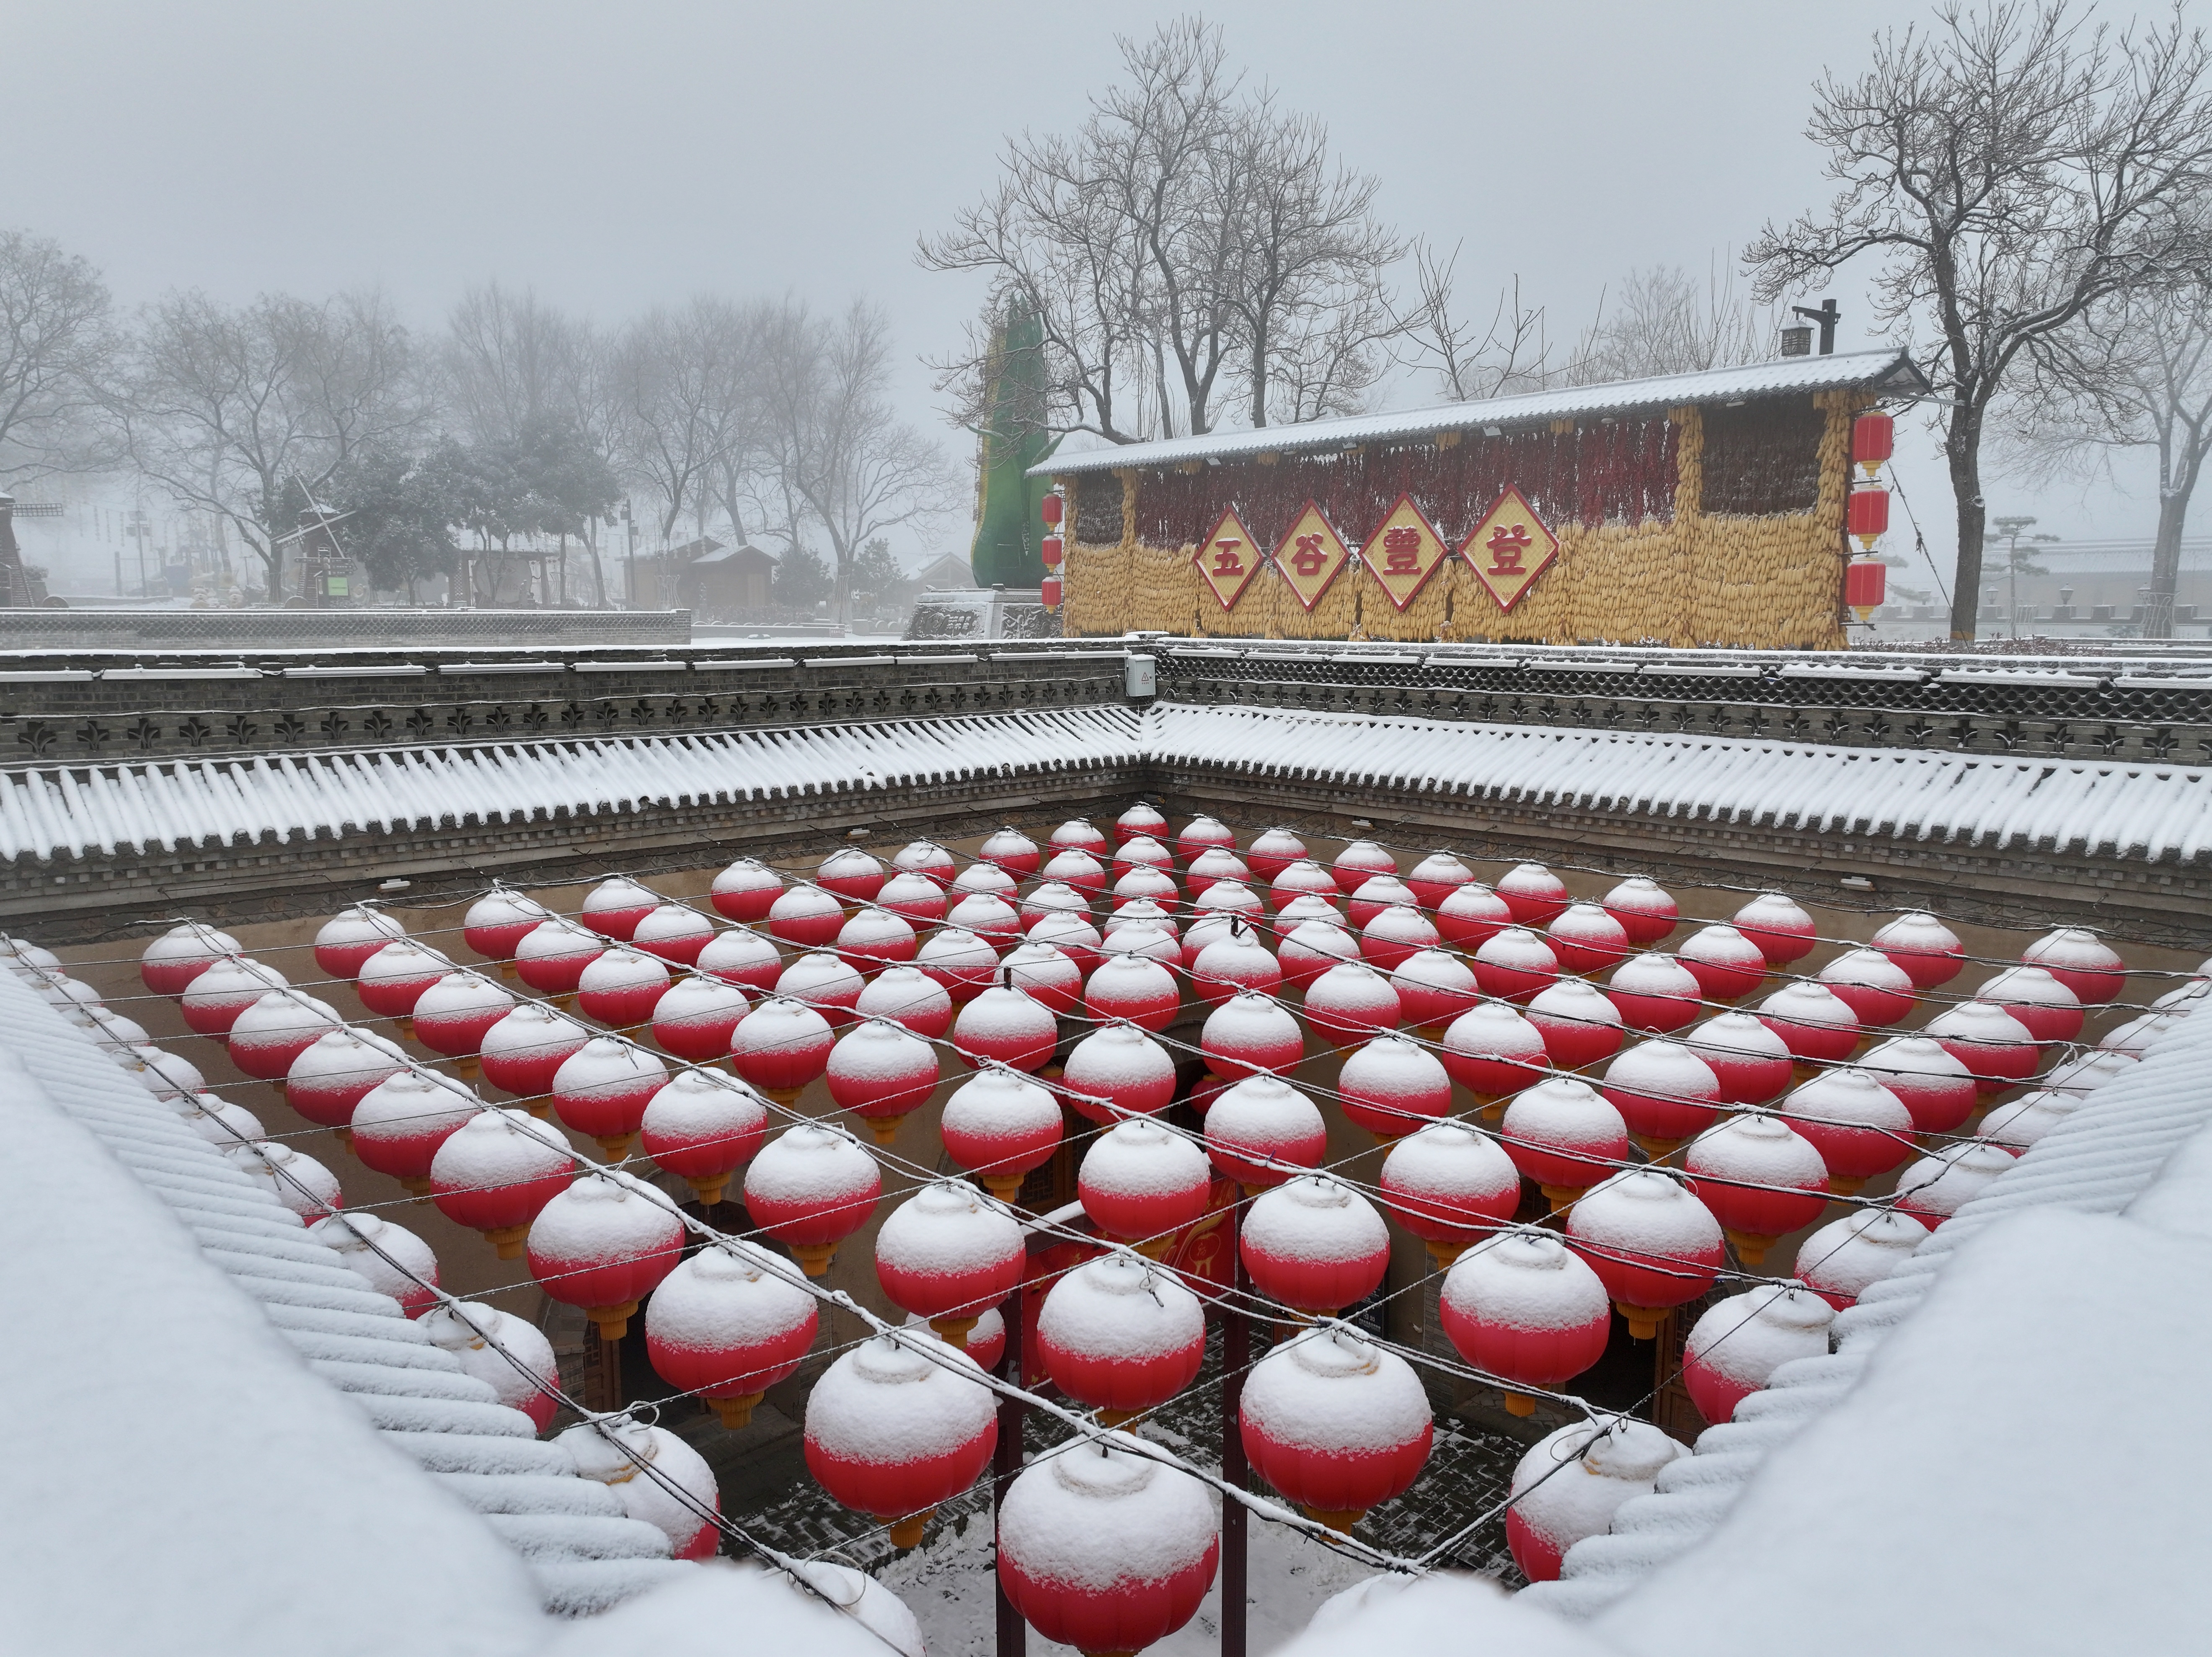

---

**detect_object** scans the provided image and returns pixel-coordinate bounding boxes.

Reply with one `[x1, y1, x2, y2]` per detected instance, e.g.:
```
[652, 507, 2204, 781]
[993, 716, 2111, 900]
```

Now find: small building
[1037, 349, 1927, 650]
[679, 542, 778, 614]
[914, 551, 979, 591]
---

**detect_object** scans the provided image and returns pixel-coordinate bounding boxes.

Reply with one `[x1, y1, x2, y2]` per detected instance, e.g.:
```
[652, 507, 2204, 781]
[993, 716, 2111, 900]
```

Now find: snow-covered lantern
[1470, 927, 1560, 1005]
[916, 926, 1003, 1005]
[743, 1123, 881, 1275]
[479, 1003, 592, 1107]
[1601, 877, 1678, 947]
[697, 926, 784, 997]
[710, 858, 786, 923]
[1981, 1088, 2078, 1155]
[997, 1438, 1219, 1656]
[412, 972, 519, 1076]
[1240, 1327, 1432, 1531]
[311, 1211, 439, 1317]
[1566, 1169, 1726, 1339]
[226, 991, 346, 1081]
[651, 975, 750, 1062]
[948, 890, 1024, 949]
[1685, 1011, 1795, 1105]
[313, 906, 407, 980]
[874, 1181, 1023, 1347]
[180, 955, 289, 1038]
[823, 1017, 941, 1147]
[1303, 960, 1403, 1048]
[1438, 1227, 1610, 1414]
[940, 1069, 1063, 1201]
[1175, 815, 1238, 863]
[2021, 927, 2127, 1006]
[1506, 1420, 1684, 1582]
[1036, 1257, 1206, 1422]
[1268, 858, 1341, 915]
[1278, 919, 1361, 991]
[224, 1140, 341, 1221]
[2102, 1012, 2178, 1058]
[632, 903, 717, 967]
[1204, 1076, 1327, 1190]
[1189, 880, 1266, 930]
[429, 1107, 575, 1257]
[1894, 1141, 2016, 1229]
[1597, 1038, 1723, 1158]
[1401, 850, 1473, 911]
[854, 964, 954, 1039]
[1018, 882, 1091, 939]
[1525, 978, 1627, 1071]
[1754, 981, 1862, 1074]
[526, 1169, 685, 1339]
[777, 951, 866, 1026]
[1114, 834, 1178, 880]
[352, 1069, 481, 1195]
[1241, 1175, 1390, 1316]
[558, 1416, 721, 1560]
[462, 889, 552, 968]
[1048, 817, 1108, 858]
[1815, 947, 1918, 1029]
[1682, 1283, 1835, 1425]
[1360, 906, 1442, 975]
[1922, 1000, 2040, 1095]
[1079, 1120, 1213, 1255]
[1330, 839, 1398, 895]
[575, 947, 672, 1031]
[1777, 1068, 1914, 1193]
[1185, 846, 1251, 900]
[582, 875, 662, 941]
[1870, 910, 1966, 989]
[1114, 865, 1184, 914]
[1201, 991, 1306, 1081]
[1732, 892, 1817, 965]
[1500, 1078, 1630, 1209]
[1857, 1035, 1980, 1135]
[1794, 1208, 1930, 1308]
[1675, 924, 1768, 1003]
[1389, 950, 1480, 1038]
[1378, 1122, 1521, 1267]
[165, 1090, 261, 1147]
[286, 1027, 409, 1131]
[892, 840, 959, 889]
[1345, 873, 1418, 932]
[1083, 953, 1182, 1032]
[1545, 903, 1632, 976]
[1061, 1023, 1178, 1125]
[2042, 1048, 2140, 1096]
[1337, 1034, 1453, 1140]
[1494, 862, 1569, 927]
[550, 1036, 670, 1161]
[1115, 802, 1170, 845]
[1244, 827, 1309, 884]
[1439, 1002, 1550, 1113]
[1601, 952, 1703, 1037]
[729, 997, 836, 1105]
[1028, 911, 1105, 977]
[954, 862, 1021, 901]
[356, 939, 458, 1031]
[641, 1069, 767, 1206]
[121, 1045, 204, 1100]
[1683, 1111, 1829, 1266]
[1436, 882, 1513, 950]
[805, 1333, 997, 1549]
[877, 870, 950, 930]
[767, 885, 846, 953]
[981, 826, 1043, 879]
[952, 980, 1059, 1074]
[420, 1302, 560, 1431]
[1974, 965, 2085, 1045]
[1193, 921, 1284, 1005]
[999, 941, 1084, 1019]
[140, 922, 240, 996]
[513, 920, 605, 1000]
[817, 847, 886, 908]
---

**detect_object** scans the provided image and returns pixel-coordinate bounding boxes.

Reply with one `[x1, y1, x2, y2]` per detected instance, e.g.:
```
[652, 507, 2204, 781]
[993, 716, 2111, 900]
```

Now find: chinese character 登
[1382, 523, 1423, 574]
[1486, 523, 1532, 575]
[1211, 538, 1245, 576]
[1292, 532, 1328, 576]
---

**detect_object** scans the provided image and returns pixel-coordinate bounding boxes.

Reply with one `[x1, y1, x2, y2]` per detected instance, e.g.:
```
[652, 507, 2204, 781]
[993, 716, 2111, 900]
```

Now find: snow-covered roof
[1034, 350, 1928, 478]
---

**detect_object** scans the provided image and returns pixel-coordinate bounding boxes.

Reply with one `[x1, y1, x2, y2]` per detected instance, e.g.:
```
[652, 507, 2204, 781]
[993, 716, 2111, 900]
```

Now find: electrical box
[1125, 653, 1157, 699]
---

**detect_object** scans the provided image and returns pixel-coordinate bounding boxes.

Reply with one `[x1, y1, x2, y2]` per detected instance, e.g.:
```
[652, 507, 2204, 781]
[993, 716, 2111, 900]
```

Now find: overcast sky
[10, 0, 2177, 594]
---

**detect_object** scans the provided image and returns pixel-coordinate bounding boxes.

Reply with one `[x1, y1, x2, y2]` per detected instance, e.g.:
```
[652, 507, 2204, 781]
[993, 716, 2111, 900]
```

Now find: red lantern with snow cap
[181, 956, 289, 1037]
[1603, 952, 1703, 1034]
[894, 840, 959, 888]
[1329, 839, 1397, 896]
[817, 847, 886, 906]
[1894, 1141, 2016, 1228]
[1795, 1208, 1930, 1307]
[352, 1069, 481, 1195]
[1246, 827, 1309, 883]
[226, 1141, 341, 1222]
[583, 876, 661, 941]
[527, 1169, 685, 1340]
[1602, 877, 1678, 946]
[421, 1303, 559, 1431]
[1439, 1002, 1550, 1114]
[430, 1107, 574, 1257]
[729, 996, 836, 1105]
[227, 991, 346, 1081]
[877, 870, 950, 929]
[551, 1037, 670, 1160]
[169, 1089, 258, 1144]
[1268, 859, 1341, 916]
[953, 979, 1059, 1073]
[1113, 866, 1183, 915]
[1278, 919, 1359, 990]
[1496, 863, 1570, 926]
[1732, 893, 1816, 965]
[1240, 1327, 1433, 1532]
[1817, 947, 1918, 1028]
[1435, 882, 1512, 949]
[768, 885, 846, 951]
[641, 1069, 767, 1206]
[1686, 1012, 1795, 1105]
[806, 1332, 997, 1549]
[981, 826, 1042, 878]
[941, 1069, 1063, 1201]
[1525, 978, 1626, 1071]
[632, 904, 715, 967]
[1857, 1035, 1980, 1135]
[1501, 1078, 1630, 1208]
[874, 1181, 1023, 1347]
[1676, 924, 1767, 1002]
[1037, 1257, 1207, 1420]
[1202, 990, 1305, 1080]
[1061, 1023, 1177, 1124]
[1185, 846, 1250, 898]
[1303, 960, 1403, 1048]
[651, 974, 750, 1061]
[1345, 874, 1417, 932]
[1567, 1169, 1726, 1339]
[916, 926, 1003, 1005]
[1039, 849, 1109, 901]
[1000, 942, 1084, 1017]
[956, 862, 1020, 901]
[826, 1017, 941, 1145]
[1778, 1068, 1914, 1192]
[1923, 1001, 2040, 1095]
[696, 926, 783, 996]
[1871, 911, 1964, 988]
[1242, 1175, 1391, 1315]
[1028, 912, 1104, 977]
[1471, 927, 1558, 1004]
[1113, 834, 1178, 880]
[1755, 980, 1862, 1073]
[1390, 949, 1480, 1037]
[1018, 883, 1091, 937]
[710, 858, 785, 923]
[575, 947, 672, 1030]
[1379, 1121, 1521, 1265]
[140, 923, 241, 996]
[1685, 1111, 1829, 1266]
[1084, 952, 1181, 1032]
[314, 906, 407, 980]
[1975, 965, 2085, 1045]
[1507, 1420, 1685, 1582]
[1190, 882, 1264, 930]
[1600, 1038, 1723, 1158]
[514, 921, 604, 999]
[1401, 851, 1473, 911]
[1439, 1227, 1611, 1413]
[646, 1239, 819, 1429]
[1546, 903, 1631, 975]
[1081, 1121, 1213, 1255]
[1982, 1088, 2081, 1154]
[1048, 818, 1107, 857]
[1205, 1076, 1327, 1189]
[479, 1003, 592, 1104]
[744, 1122, 881, 1275]
[1116, 802, 1169, 844]
[2021, 927, 2127, 1006]
[559, 1416, 721, 1561]
[1175, 815, 1238, 863]
[1359, 905, 1441, 973]
[1682, 1283, 1835, 1425]
[412, 973, 518, 1074]
[286, 1027, 409, 1129]
[1193, 920, 1284, 1005]
[1337, 1034, 1453, 1139]
[311, 1212, 440, 1318]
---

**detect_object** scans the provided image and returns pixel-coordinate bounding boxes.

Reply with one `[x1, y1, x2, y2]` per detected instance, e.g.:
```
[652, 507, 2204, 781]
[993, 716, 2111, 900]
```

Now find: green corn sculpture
[967, 303, 1059, 589]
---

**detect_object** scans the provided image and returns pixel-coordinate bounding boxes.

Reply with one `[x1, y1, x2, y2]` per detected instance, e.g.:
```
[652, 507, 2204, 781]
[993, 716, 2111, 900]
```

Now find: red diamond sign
[1194, 506, 1262, 611]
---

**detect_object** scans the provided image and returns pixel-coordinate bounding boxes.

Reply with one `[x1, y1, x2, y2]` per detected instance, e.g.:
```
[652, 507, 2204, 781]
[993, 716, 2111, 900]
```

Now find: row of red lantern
[1039, 488, 1064, 611]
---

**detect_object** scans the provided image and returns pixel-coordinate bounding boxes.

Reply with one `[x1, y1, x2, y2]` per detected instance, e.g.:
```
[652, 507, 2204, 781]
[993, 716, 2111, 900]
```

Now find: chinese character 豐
[1211, 538, 1245, 576]
[1486, 523, 1532, 574]
[1382, 523, 1424, 574]
[1292, 532, 1328, 576]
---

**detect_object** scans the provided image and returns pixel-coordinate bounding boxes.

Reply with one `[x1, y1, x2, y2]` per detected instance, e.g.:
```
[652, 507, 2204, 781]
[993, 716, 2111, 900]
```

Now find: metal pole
[994, 1274, 1027, 1657]
[1221, 1241, 1249, 1657]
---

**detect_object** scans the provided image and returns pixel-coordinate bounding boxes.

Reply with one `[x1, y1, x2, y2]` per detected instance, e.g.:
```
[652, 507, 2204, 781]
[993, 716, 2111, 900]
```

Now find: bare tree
[0, 229, 117, 485]
[610, 296, 763, 540]
[1566, 261, 1777, 385]
[1401, 246, 1552, 403]
[1748, 2, 2212, 640]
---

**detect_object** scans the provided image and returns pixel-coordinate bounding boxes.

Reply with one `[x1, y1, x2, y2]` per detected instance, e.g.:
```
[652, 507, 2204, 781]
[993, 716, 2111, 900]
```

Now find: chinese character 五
[1211, 538, 1245, 576]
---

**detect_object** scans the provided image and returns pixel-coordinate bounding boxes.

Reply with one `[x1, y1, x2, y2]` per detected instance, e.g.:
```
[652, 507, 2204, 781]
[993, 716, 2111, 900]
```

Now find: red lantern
[1816, 947, 1917, 1028]
[1676, 924, 1768, 1003]
[1507, 1421, 1684, 1582]
[1079, 1119, 1213, 1252]
[1242, 1175, 1391, 1315]
[1205, 1076, 1326, 1188]
[941, 1069, 1063, 1201]
[1845, 557, 1886, 620]
[1401, 851, 1473, 910]
[1846, 486, 1889, 552]
[696, 926, 783, 996]
[1039, 573, 1062, 609]
[513, 921, 605, 999]
[1018, 882, 1090, 937]
[806, 1334, 997, 1549]
[877, 870, 950, 928]
[743, 1122, 881, 1275]
[851, 965, 954, 1039]
[632, 904, 716, 966]
[1603, 951, 1703, 1035]
[1189, 881, 1264, 930]
[1495, 863, 1570, 926]
[1525, 978, 1627, 1071]
[140, 923, 241, 997]
[916, 927, 1003, 1005]
[226, 991, 345, 1081]
[430, 1107, 575, 1257]
[1599, 1037, 1724, 1157]
[1185, 847, 1249, 899]
[1360, 906, 1442, 973]
[1193, 922, 1284, 1004]
[729, 996, 836, 1105]
[1113, 834, 1178, 880]
[313, 906, 407, 980]
[1041, 492, 1064, 526]
[1795, 1207, 1930, 1308]
[1329, 839, 1398, 896]
[286, 1028, 409, 1129]
[1049, 821, 1106, 862]
[956, 861, 1020, 900]
[1857, 1035, 1980, 1135]
[1278, 919, 1360, 990]
[1083, 953, 1181, 1032]
[1566, 1169, 1726, 1339]
[1377, 1121, 1521, 1266]
[1974, 965, 2084, 1045]
[999, 942, 1084, 1018]
[816, 847, 886, 906]
[582, 876, 661, 942]
[1471, 927, 1559, 1004]
[1894, 1141, 2016, 1229]
[1435, 881, 1513, 949]
[1500, 1078, 1630, 1206]
[574, 947, 672, 1030]
[1337, 1033, 1453, 1139]
[1245, 828, 1310, 883]
[1438, 1001, 1550, 1106]
[1027, 911, 1104, 977]
[830, 909, 919, 979]
[1201, 990, 1305, 1080]
[1438, 1227, 1610, 1413]
[422, 1303, 559, 1430]
[1601, 877, 1678, 947]
[550, 1036, 670, 1161]
[1777, 1068, 1913, 1193]
[825, 1017, 941, 1145]
[1055, 1025, 1172, 1127]
[1684, 1111, 1829, 1265]
[1345, 874, 1417, 931]
[356, 940, 456, 1025]
[1240, 1329, 1432, 1531]
[953, 982, 1059, 1073]
[641, 1069, 767, 1205]
[646, 1239, 819, 1428]
[768, 885, 847, 951]
[1852, 410, 1894, 479]
[1266, 858, 1340, 914]
[1685, 1012, 1796, 1105]
[412, 972, 519, 1072]
[2020, 927, 2128, 1007]
[310, 1213, 440, 1319]
[874, 1181, 1023, 1345]
[1545, 903, 1631, 974]
[980, 826, 1042, 879]
[352, 1070, 480, 1195]
[478, 1004, 592, 1104]
[526, 1170, 685, 1339]
[709, 858, 784, 923]
[1755, 981, 1862, 1072]
[1871, 911, 1966, 989]
[1036, 1256, 1206, 1420]
[558, 1417, 720, 1559]
[1303, 960, 1403, 1048]
[1389, 949, 1480, 1036]
[1115, 802, 1169, 845]
[1732, 893, 1817, 965]
[650, 974, 750, 1061]
[1922, 1000, 2040, 1095]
